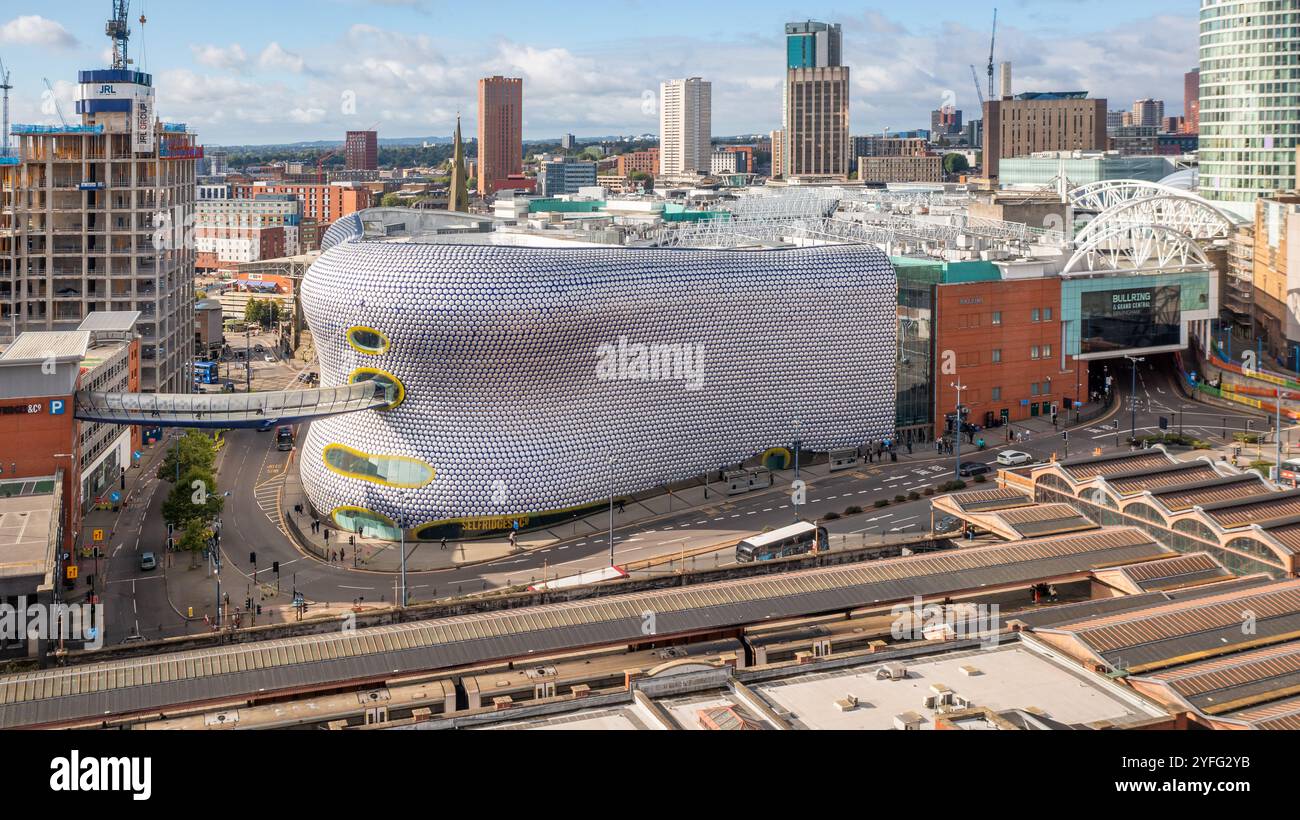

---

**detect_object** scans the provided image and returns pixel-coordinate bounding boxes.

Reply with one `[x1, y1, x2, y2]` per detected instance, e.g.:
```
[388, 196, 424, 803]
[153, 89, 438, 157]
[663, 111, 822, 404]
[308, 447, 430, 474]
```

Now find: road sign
[92, 529, 104, 543]
[65, 565, 78, 580]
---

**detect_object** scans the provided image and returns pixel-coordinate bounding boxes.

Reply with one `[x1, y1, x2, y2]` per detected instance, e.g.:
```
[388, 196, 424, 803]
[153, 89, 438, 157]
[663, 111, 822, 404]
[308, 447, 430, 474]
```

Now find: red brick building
[230, 183, 371, 241]
[345, 130, 379, 171]
[616, 149, 660, 177]
[932, 276, 1086, 431]
[478, 76, 524, 196]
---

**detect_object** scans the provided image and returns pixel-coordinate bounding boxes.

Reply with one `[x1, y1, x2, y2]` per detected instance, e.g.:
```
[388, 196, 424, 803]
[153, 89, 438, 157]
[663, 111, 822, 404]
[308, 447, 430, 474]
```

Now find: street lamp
[1123, 355, 1145, 444]
[792, 420, 802, 521]
[397, 492, 408, 608]
[950, 382, 967, 480]
[607, 454, 617, 567]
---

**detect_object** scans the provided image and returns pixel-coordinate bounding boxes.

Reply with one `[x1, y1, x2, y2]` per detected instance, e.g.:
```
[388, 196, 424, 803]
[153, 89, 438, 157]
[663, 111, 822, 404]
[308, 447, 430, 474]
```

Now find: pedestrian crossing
[253, 473, 288, 536]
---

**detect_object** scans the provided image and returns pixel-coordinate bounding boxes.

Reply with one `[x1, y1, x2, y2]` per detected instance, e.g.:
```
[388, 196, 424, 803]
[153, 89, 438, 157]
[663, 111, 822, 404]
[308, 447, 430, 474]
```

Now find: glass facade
[896, 259, 937, 436]
[1199, 1, 1300, 218]
[333, 506, 402, 540]
[322, 444, 435, 488]
[1060, 271, 1213, 357]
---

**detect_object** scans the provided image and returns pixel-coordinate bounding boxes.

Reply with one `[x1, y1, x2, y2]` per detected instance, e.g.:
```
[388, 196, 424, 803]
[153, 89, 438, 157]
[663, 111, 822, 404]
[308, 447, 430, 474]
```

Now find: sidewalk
[69, 429, 179, 607]
[273, 423, 1078, 576]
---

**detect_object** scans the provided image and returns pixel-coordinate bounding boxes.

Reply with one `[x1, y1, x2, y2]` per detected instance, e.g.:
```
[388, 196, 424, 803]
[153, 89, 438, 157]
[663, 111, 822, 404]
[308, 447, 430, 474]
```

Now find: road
[119, 352, 1275, 642]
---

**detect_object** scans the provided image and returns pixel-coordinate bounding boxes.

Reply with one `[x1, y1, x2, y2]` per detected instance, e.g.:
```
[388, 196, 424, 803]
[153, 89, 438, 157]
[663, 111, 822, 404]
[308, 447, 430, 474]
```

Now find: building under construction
[0, 3, 201, 392]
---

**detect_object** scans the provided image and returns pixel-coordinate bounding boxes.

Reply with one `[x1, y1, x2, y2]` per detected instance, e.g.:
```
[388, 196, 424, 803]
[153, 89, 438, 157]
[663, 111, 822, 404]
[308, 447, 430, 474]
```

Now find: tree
[162, 468, 224, 530]
[178, 518, 211, 554]
[157, 431, 217, 482]
[380, 192, 404, 208]
[244, 298, 264, 325]
[943, 153, 971, 176]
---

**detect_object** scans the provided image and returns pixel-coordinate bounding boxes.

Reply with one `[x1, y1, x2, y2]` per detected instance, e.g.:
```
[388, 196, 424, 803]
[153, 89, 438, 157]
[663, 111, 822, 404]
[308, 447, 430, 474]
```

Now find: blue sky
[0, 1, 1198, 145]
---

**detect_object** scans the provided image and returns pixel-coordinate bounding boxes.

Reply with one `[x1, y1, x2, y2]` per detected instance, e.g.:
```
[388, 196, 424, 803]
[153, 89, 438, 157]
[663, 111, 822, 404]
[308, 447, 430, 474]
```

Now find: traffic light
[1062, 431, 1070, 441]
[1159, 417, 1169, 431]
[272, 561, 280, 575]
[245, 597, 252, 611]
[249, 551, 257, 565]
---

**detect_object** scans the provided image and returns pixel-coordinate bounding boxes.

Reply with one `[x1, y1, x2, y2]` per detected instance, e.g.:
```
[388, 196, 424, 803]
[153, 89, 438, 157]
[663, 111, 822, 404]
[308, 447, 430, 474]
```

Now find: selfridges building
[299, 209, 897, 540]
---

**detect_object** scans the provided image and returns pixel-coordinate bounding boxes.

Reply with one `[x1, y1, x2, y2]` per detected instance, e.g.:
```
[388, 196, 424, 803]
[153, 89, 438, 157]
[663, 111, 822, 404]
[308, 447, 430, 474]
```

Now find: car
[996, 450, 1034, 466]
[254, 344, 265, 353]
[264, 355, 275, 363]
[958, 462, 991, 478]
[934, 515, 961, 535]
[139, 552, 157, 571]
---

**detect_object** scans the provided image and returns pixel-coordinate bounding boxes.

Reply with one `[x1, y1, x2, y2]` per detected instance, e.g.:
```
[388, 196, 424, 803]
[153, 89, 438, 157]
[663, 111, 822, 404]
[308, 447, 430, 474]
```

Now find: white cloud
[144, 12, 1197, 145]
[190, 44, 249, 72]
[0, 15, 78, 48]
[259, 43, 305, 74]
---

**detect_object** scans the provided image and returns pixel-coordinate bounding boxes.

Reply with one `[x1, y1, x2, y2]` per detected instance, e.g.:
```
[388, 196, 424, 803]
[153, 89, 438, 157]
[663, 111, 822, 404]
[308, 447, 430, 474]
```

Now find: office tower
[782, 20, 849, 180]
[659, 78, 712, 176]
[1185, 68, 1200, 134]
[538, 158, 597, 196]
[1131, 99, 1165, 129]
[477, 76, 523, 196]
[982, 85, 1106, 178]
[0, 50, 199, 392]
[1199, 2, 1300, 217]
[345, 130, 378, 171]
[784, 67, 851, 179]
[560, 134, 577, 150]
[770, 129, 785, 178]
[785, 20, 842, 69]
[931, 107, 963, 137]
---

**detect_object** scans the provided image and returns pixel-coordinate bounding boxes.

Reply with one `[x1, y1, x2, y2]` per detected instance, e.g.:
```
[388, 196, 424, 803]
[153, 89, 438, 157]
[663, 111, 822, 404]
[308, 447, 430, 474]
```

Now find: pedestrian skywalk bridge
[74, 382, 395, 429]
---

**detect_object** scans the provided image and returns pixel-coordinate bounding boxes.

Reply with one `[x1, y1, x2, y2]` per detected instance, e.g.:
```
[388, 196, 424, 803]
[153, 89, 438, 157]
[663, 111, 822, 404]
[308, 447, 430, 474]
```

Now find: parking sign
[50, 400, 66, 415]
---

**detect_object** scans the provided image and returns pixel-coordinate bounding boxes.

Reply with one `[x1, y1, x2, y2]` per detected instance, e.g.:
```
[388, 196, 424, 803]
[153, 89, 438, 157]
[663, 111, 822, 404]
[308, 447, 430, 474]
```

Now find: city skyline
[0, 2, 1195, 145]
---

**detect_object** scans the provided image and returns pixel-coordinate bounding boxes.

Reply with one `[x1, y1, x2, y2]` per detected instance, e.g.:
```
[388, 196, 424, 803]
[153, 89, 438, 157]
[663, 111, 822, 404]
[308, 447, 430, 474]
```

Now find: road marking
[338, 585, 374, 591]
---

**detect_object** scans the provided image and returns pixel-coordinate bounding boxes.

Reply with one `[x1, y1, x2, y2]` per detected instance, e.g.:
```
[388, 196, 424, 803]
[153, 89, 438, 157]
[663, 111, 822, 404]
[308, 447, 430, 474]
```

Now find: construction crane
[43, 78, 68, 128]
[986, 7, 998, 101]
[107, 0, 132, 70]
[0, 57, 11, 156]
[970, 65, 985, 108]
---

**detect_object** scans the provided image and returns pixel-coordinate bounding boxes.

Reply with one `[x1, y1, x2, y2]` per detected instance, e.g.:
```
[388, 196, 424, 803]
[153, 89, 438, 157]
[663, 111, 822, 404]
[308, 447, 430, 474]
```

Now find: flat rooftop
[753, 642, 1164, 730]
[0, 477, 59, 587]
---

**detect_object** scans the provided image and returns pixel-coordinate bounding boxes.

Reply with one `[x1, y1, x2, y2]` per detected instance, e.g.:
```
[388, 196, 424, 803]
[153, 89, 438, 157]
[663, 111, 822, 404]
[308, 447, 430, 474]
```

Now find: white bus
[736, 522, 829, 563]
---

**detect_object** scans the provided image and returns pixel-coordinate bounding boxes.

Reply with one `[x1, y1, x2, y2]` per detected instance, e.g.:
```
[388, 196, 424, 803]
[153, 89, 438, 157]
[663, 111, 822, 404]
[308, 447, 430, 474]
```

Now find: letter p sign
[50, 400, 66, 416]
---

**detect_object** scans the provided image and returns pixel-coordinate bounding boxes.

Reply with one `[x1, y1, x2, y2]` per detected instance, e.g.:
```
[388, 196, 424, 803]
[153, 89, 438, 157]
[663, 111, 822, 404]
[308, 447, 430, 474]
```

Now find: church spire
[448, 114, 469, 213]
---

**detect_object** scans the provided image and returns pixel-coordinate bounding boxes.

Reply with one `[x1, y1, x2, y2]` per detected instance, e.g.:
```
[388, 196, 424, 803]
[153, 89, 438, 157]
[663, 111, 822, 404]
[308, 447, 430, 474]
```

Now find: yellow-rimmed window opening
[322, 443, 435, 488]
[332, 507, 402, 541]
[349, 367, 405, 409]
[347, 326, 390, 355]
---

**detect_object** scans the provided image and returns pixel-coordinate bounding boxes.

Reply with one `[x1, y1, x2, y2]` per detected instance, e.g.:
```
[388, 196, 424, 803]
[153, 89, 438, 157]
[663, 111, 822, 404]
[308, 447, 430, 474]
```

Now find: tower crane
[0, 57, 12, 156]
[107, 0, 132, 70]
[970, 65, 985, 108]
[43, 79, 68, 128]
[986, 8, 998, 101]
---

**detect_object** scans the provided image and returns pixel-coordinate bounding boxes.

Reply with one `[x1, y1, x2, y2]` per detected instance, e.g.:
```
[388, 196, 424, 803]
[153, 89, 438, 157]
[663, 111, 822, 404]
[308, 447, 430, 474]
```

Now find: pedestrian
[339, 547, 345, 563]
[440, 537, 447, 551]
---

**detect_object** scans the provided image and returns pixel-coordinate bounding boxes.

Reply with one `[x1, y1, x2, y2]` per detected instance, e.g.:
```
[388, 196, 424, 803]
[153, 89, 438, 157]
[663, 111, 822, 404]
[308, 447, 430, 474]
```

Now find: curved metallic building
[300, 210, 897, 539]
